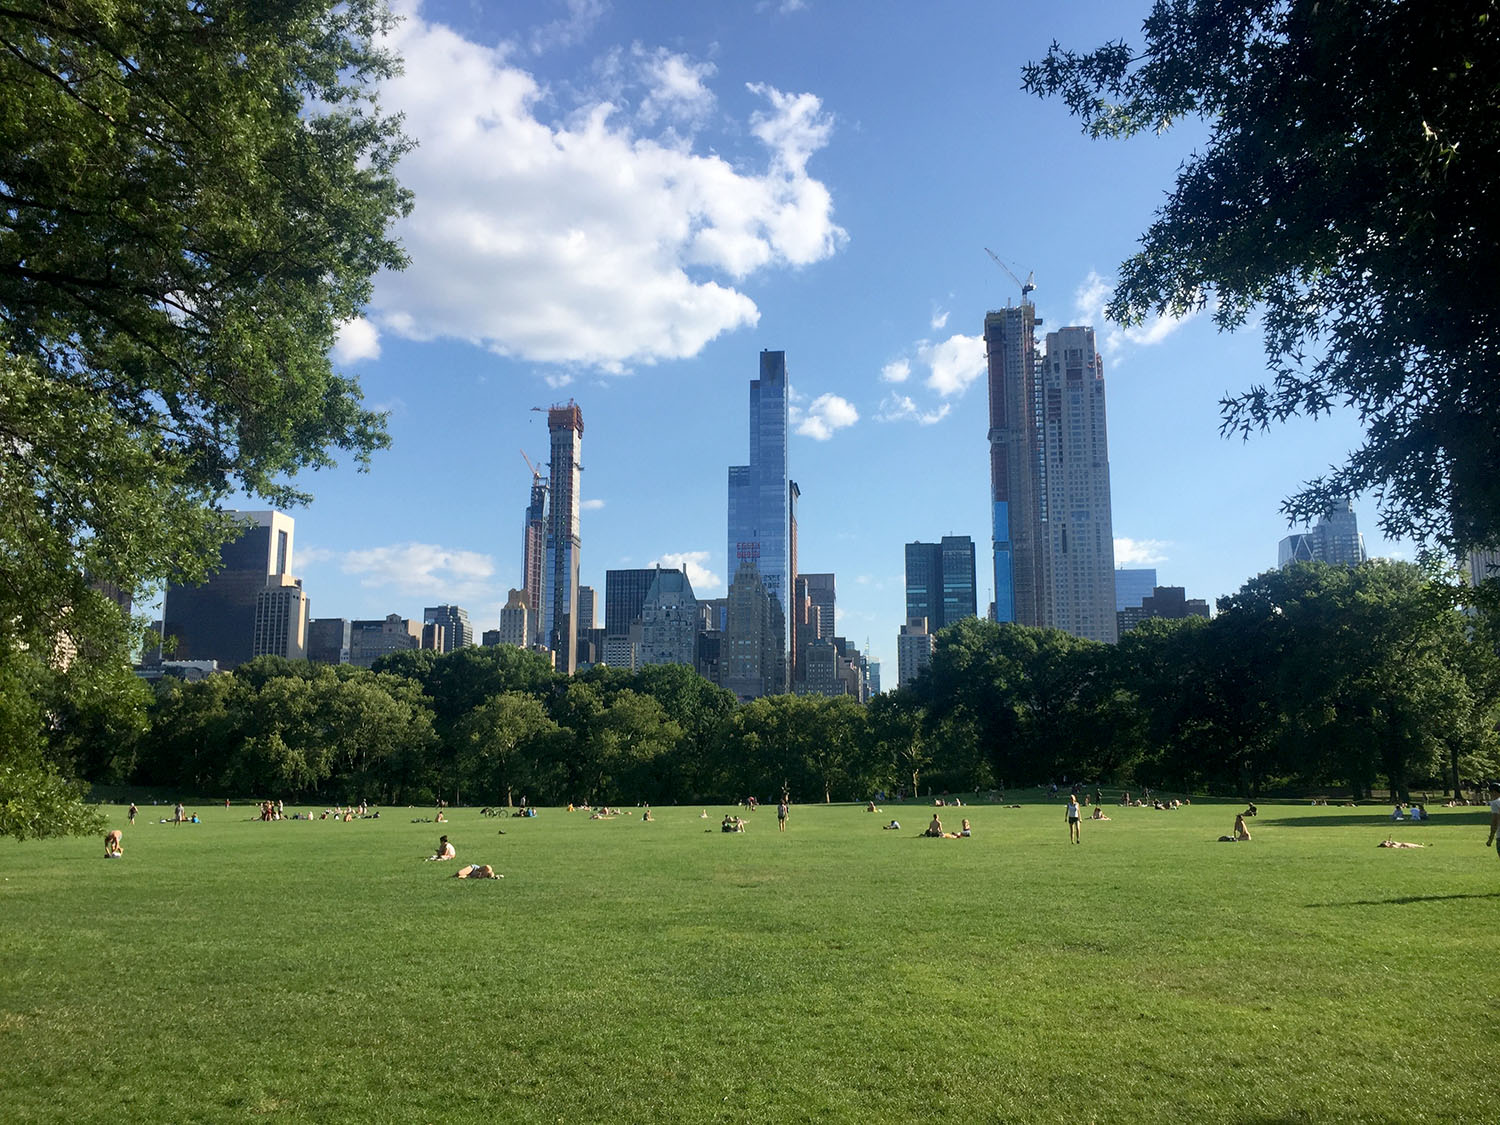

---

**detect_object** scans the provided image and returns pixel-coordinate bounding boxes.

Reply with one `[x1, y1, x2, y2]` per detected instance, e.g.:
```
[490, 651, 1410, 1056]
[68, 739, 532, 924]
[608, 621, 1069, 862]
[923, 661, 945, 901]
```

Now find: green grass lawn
[2, 796, 1496, 1123]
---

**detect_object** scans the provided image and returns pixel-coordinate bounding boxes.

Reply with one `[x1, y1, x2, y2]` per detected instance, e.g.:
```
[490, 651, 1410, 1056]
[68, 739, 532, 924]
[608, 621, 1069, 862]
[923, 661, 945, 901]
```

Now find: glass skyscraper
[904, 536, 977, 632]
[726, 350, 791, 695]
[544, 402, 583, 674]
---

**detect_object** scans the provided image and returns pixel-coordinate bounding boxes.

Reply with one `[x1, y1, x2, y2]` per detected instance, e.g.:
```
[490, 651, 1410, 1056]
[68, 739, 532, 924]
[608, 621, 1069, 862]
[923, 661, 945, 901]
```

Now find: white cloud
[876, 393, 950, 426]
[794, 392, 858, 440]
[880, 358, 910, 384]
[339, 542, 496, 600]
[649, 550, 723, 594]
[580, 498, 606, 510]
[367, 15, 846, 372]
[528, 0, 607, 54]
[922, 333, 986, 397]
[1074, 270, 1196, 360]
[930, 307, 949, 331]
[635, 46, 716, 127]
[332, 317, 381, 365]
[1114, 537, 1171, 567]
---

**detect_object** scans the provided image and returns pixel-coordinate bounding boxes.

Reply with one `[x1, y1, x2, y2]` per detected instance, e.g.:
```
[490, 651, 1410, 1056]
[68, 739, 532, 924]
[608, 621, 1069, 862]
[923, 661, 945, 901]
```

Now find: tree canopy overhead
[1023, 0, 1500, 553]
[0, 0, 411, 836]
[0, 0, 411, 646]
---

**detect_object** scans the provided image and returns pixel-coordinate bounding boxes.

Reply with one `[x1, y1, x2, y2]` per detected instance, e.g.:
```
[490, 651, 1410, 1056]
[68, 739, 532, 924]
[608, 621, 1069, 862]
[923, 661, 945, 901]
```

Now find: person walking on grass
[128, 802, 137, 826]
[1486, 781, 1500, 860]
[1066, 794, 1081, 844]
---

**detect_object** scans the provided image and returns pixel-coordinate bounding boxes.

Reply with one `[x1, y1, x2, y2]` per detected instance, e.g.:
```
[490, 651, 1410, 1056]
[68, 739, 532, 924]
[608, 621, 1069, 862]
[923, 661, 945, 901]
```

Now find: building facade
[422, 604, 472, 653]
[306, 618, 351, 665]
[1278, 498, 1369, 568]
[984, 303, 1044, 626]
[523, 466, 548, 647]
[1117, 586, 1211, 635]
[349, 614, 421, 669]
[1038, 326, 1117, 643]
[637, 569, 698, 668]
[727, 350, 792, 695]
[252, 575, 309, 660]
[984, 307, 1119, 643]
[904, 536, 977, 633]
[543, 402, 584, 674]
[896, 616, 935, 689]
[162, 510, 297, 669]
[723, 560, 782, 701]
[1115, 568, 1158, 613]
[498, 589, 531, 648]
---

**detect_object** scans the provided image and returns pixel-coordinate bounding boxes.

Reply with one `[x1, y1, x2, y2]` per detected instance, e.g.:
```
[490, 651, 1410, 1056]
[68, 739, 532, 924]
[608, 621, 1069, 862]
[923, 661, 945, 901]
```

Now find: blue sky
[272, 0, 1408, 675]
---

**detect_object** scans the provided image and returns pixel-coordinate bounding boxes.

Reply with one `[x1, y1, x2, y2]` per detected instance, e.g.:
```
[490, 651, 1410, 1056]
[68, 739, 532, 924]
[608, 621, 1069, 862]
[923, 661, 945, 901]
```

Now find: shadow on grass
[1305, 891, 1500, 908]
[1259, 811, 1493, 828]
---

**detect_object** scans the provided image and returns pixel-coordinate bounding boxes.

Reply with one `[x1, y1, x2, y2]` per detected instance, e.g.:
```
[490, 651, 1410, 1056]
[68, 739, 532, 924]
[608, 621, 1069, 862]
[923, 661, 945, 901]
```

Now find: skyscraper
[423, 604, 473, 653]
[544, 402, 583, 675]
[498, 589, 531, 648]
[1038, 326, 1117, 643]
[1278, 498, 1369, 568]
[727, 350, 792, 695]
[800, 573, 836, 642]
[637, 568, 698, 668]
[984, 302, 1044, 626]
[162, 510, 297, 669]
[904, 536, 977, 632]
[896, 616, 934, 689]
[985, 305, 1119, 643]
[1115, 568, 1158, 613]
[522, 462, 547, 646]
[253, 575, 309, 660]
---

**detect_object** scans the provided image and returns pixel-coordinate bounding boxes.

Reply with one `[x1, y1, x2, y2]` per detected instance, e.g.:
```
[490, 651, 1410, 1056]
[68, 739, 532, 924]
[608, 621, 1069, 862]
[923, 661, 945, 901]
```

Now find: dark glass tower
[726, 350, 791, 695]
[544, 402, 583, 674]
[904, 536, 977, 632]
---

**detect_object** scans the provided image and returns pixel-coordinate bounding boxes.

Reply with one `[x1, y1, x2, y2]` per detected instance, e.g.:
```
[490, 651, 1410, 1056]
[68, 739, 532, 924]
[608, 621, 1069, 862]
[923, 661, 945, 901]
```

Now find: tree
[452, 693, 559, 808]
[0, 1, 410, 833]
[1024, 2, 1500, 551]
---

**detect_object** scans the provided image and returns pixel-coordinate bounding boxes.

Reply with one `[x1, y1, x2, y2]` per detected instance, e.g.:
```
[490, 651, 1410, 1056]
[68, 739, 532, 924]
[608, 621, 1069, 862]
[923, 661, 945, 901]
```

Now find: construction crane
[520, 449, 543, 484]
[984, 248, 1035, 303]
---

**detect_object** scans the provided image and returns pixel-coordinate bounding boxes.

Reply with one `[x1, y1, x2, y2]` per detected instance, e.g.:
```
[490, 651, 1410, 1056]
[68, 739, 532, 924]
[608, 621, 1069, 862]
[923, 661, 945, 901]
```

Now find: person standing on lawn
[1066, 795, 1081, 844]
[1486, 781, 1500, 860]
[777, 797, 789, 833]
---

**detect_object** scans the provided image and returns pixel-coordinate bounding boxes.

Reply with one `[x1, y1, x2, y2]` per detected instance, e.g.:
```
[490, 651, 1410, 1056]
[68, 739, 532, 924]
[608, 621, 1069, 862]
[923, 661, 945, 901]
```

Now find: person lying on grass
[453, 864, 500, 878]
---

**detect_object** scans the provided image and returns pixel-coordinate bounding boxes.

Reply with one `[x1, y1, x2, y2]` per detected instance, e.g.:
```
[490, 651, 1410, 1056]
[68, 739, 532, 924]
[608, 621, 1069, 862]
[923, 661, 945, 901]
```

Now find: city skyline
[199, 0, 1415, 676]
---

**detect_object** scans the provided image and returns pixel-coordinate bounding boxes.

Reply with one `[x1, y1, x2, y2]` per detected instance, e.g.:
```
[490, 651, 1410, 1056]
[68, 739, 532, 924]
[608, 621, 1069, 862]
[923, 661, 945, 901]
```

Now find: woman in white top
[1066, 796, 1081, 843]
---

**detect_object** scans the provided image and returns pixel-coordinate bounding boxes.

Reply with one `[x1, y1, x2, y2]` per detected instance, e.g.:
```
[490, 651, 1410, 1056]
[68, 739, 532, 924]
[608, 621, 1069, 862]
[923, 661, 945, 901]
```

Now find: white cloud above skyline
[922, 333, 985, 397]
[580, 498, 606, 510]
[367, 11, 846, 372]
[794, 392, 858, 440]
[1114, 537, 1171, 567]
[1073, 270, 1197, 361]
[648, 550, 724, 595]
[876, 393, 950, 426]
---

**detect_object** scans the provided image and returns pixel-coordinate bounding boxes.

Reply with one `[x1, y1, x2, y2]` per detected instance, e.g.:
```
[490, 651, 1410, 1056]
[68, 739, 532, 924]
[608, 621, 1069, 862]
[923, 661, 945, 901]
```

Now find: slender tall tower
[727, 350, 791, 695]
[522, 463, 547, 647]
[1039, 326, 1117, 642]
[543, 402, 583, 674]
[984, 302, 1044, 626]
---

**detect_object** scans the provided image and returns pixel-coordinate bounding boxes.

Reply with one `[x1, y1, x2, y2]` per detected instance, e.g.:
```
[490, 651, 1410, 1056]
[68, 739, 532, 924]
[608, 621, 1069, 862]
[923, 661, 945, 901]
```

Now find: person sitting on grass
[642, 808, 654, 822]
[1234, 813, 1252, 842]
[925, 814, 944, 838]
[1091, 807, 1110, 821]
[428, 835, 456, 861]
[453, 864, 500, 878]
[958, 819, 972, 838]
[883, 819, 901, 830]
